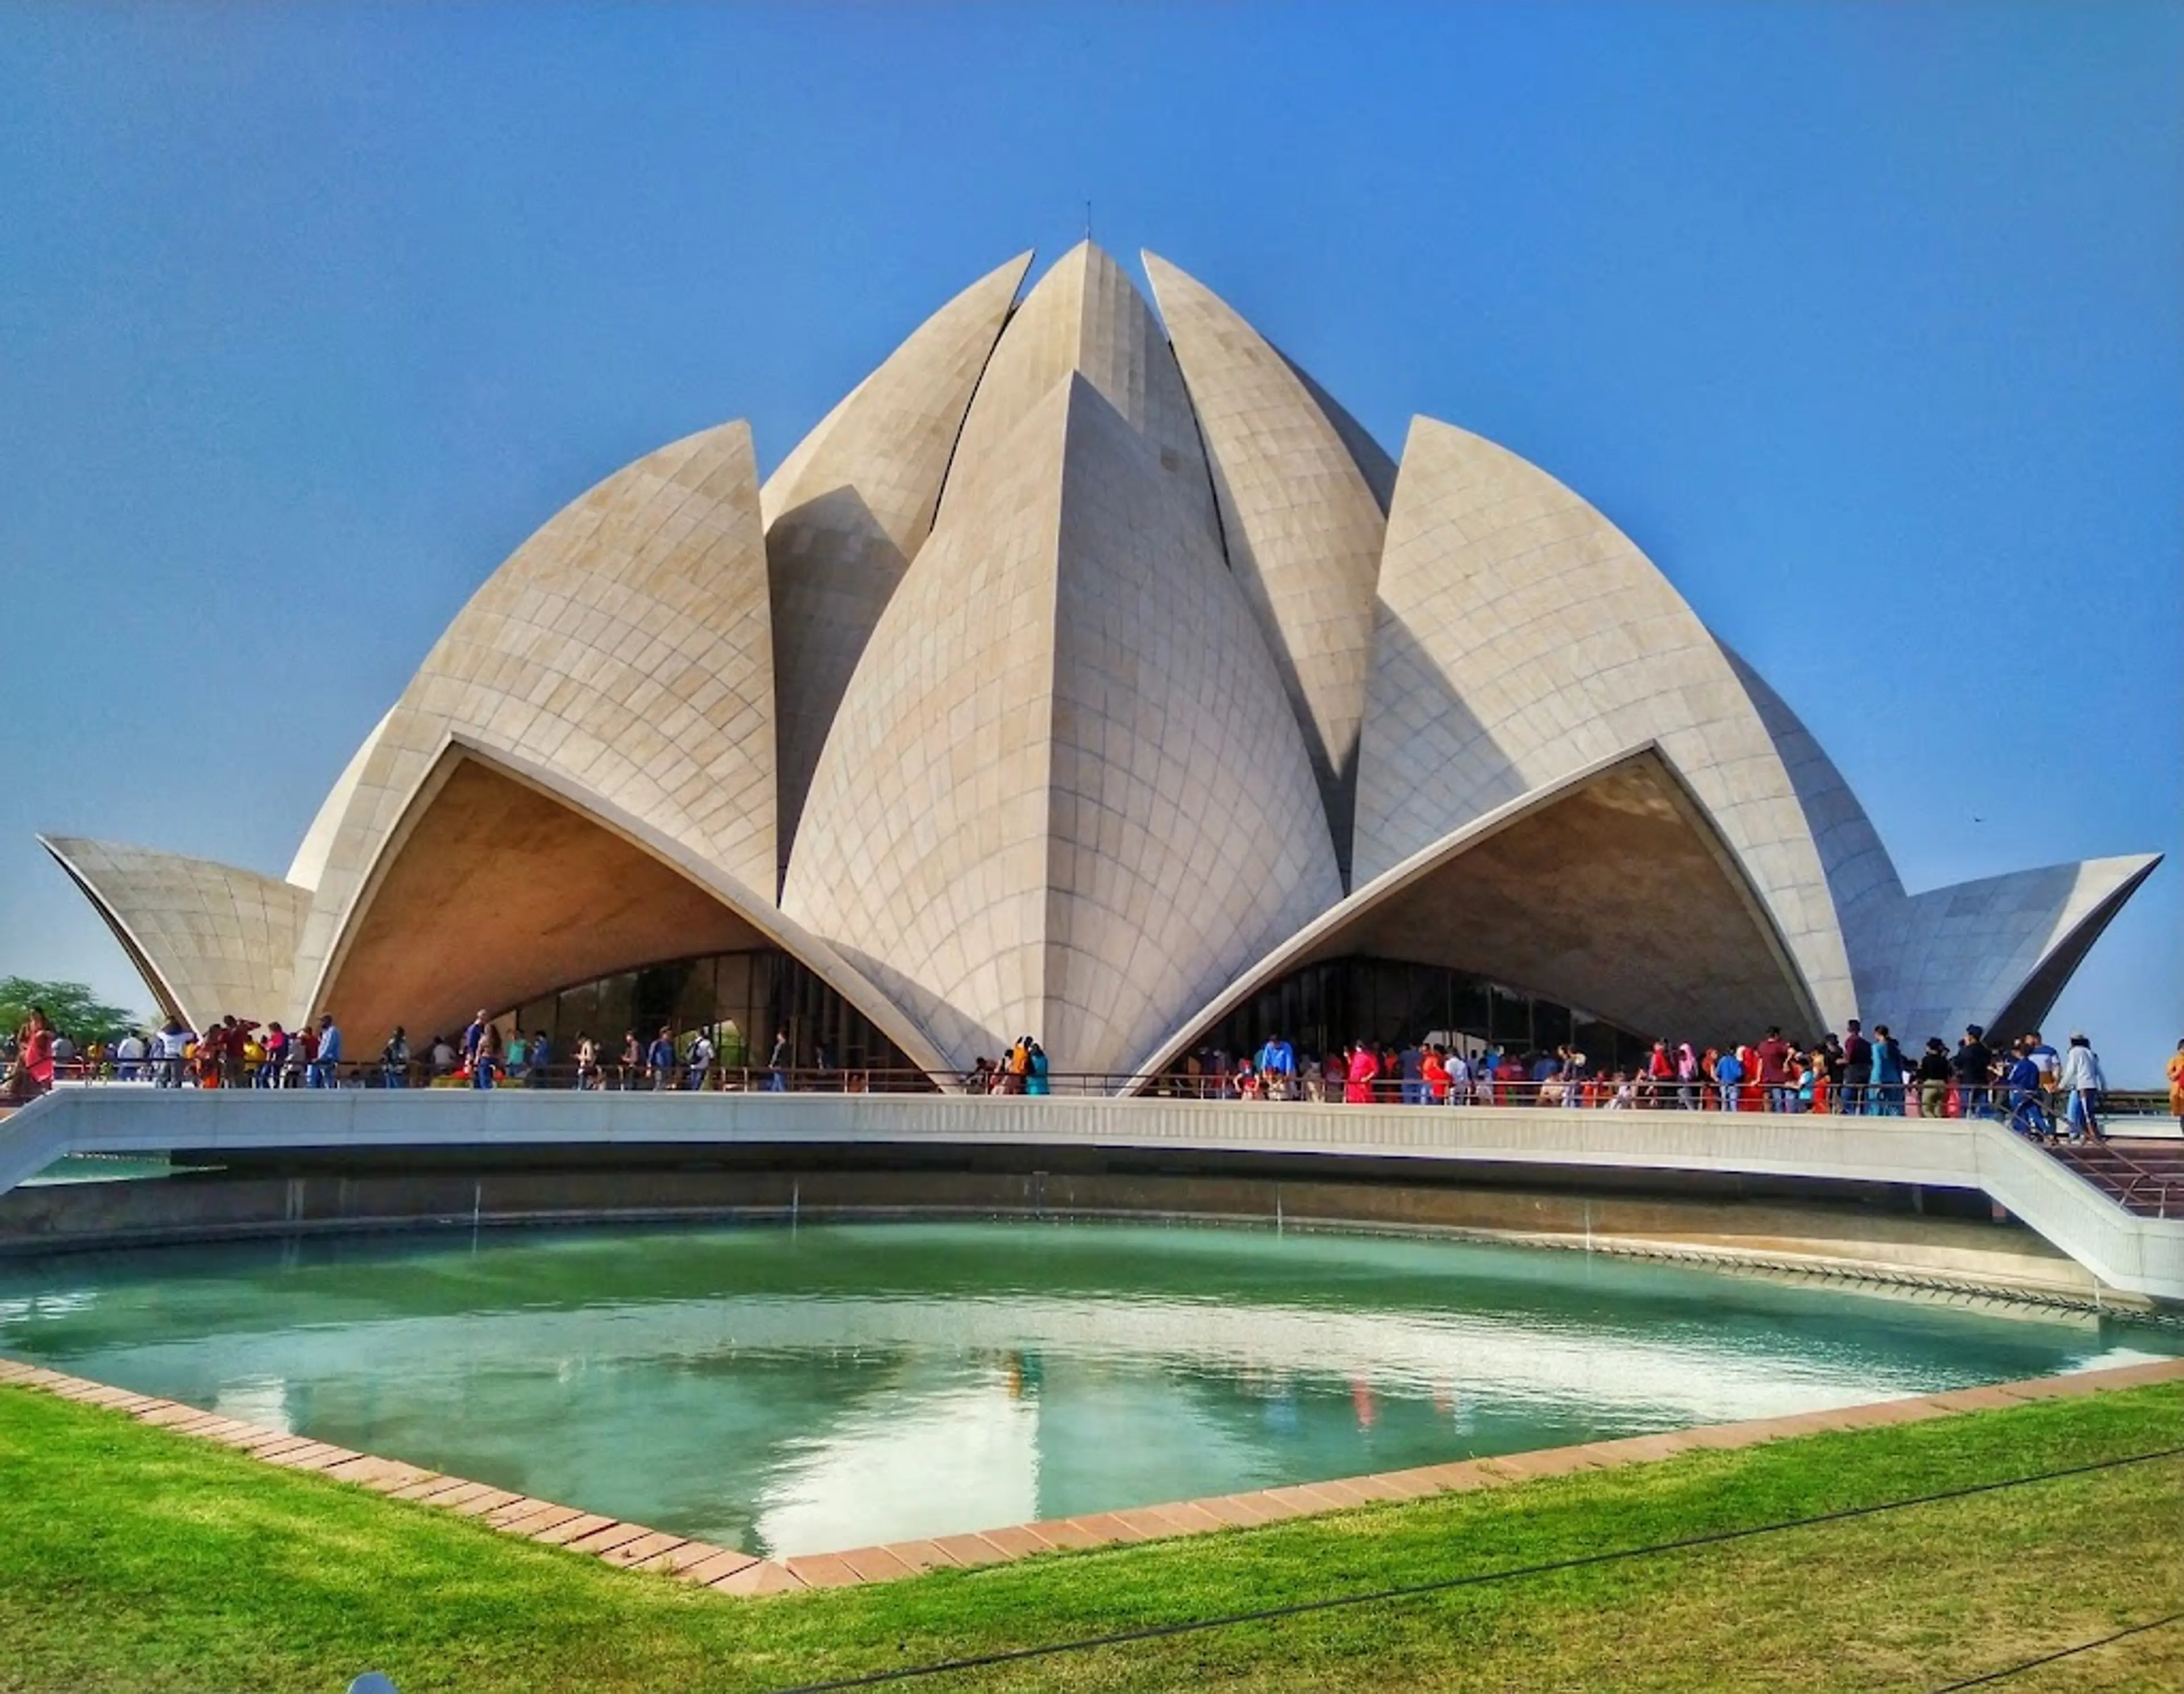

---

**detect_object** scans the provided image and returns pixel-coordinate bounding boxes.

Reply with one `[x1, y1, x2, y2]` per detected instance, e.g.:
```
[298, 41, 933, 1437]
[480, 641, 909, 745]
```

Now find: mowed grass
[1, 1381, 2181, 1693]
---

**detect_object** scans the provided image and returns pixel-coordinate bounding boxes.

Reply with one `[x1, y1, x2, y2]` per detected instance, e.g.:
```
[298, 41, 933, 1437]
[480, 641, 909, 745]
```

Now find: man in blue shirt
[310, 1014, 341, 1089]
[1255, 1034, 1296, 1100]
[2003, 1043, 2054, 1141]
[1713, 1047, 1744, 1108]
[646, 1026, 677, 1090]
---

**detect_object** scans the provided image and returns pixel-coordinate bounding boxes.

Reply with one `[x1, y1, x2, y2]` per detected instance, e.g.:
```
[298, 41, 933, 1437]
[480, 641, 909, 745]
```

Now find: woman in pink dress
[1343, 1041, 1380, 1104]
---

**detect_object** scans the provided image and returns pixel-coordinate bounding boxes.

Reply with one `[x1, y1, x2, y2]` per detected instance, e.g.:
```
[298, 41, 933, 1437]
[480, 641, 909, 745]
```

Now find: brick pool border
[3, 1353, 2181, 1598]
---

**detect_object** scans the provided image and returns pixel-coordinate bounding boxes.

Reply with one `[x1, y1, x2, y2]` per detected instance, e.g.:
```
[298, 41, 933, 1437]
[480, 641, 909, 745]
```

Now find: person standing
[766, 1028, 789, 1091]
[1422, 1044, 1450, 1105]
[471, 1022, 500, 1090]
[19, 1007, 54, 1093]
[685, 1028, 715, 1091]
[1024, 1039, 1050, 1096]
[1343, 1040, 1379, 1104]
[380, 1026, 410, 1088]
[1674, 1043, 1700, 1110]
[646, 1026, 676, 1090]
[1755, 1028, 1793, 1113]
[2057, 1032, 2107, 1143]
[289, 1020, 317, 1088]
[2166, 1038, 2184, 1132]
[1444, 1046, 1472, 1106]
[1398, 1040, 1425, 1106]
[618, 1030, 641, 1090]
[1868, 1026, 1906, 1116]
[1840, 1020, 1872, 1116]
[1712, 1044, 1744, 1108]
[311, 1014, 341, 1088]
[154, 1017, 187, 1088]
[1951, 1025, 1993, 1118]
[463, 1009, 489, 1076]
[1256, 1033, 1296, 1101]
[1913, 1038, 1951, 1118]
[2025, 1031, 2062, 1098]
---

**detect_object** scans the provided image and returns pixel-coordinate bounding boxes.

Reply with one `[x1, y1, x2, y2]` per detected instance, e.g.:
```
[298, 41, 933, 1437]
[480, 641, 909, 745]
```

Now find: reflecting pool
[1, 1221, 2174, 1556]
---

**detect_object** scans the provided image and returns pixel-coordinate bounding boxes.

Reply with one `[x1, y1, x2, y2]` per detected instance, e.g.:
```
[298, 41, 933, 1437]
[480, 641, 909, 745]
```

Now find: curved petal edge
[40, 836, 308, 1033]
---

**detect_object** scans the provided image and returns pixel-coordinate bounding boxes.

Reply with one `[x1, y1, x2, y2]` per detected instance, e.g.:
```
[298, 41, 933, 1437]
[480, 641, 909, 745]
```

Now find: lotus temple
[38, 243, 2161, 1085]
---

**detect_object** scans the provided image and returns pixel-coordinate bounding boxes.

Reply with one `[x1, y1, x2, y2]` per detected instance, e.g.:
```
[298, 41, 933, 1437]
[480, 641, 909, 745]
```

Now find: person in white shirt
[154, 1019, 193, 1088]
[2057, 1034, 2107, 1143]
[114, 1030, 147, 1081]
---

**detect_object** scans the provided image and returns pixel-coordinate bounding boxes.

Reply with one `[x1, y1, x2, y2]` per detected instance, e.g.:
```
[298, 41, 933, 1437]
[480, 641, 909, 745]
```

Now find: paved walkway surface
[3, 1353, 2181, 1599]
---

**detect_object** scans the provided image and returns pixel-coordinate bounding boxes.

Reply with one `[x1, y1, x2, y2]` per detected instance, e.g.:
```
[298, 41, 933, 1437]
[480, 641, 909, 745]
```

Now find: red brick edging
[3, 1353, 2181, 1598]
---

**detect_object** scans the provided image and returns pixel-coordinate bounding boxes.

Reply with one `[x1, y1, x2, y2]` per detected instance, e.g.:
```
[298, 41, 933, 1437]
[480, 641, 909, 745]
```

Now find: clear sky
[2, 3, 2176, 1077]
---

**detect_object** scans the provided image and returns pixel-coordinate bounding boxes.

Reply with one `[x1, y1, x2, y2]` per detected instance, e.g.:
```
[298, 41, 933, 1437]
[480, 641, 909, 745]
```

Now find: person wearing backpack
[685, 1028, 715, 1092]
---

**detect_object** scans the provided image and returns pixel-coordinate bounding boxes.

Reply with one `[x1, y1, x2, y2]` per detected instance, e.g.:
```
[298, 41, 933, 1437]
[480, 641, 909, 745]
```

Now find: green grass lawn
[2, 1381, 2180, 1693]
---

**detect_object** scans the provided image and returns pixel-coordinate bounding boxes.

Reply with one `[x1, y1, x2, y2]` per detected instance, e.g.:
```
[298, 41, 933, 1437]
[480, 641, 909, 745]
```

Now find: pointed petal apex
[1145, 250, 1391, 880]
[763, 251, 1032, 863]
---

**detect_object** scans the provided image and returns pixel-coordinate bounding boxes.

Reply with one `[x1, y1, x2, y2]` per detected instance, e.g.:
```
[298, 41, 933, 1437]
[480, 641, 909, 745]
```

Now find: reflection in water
[0, 1221, 2174, 1557]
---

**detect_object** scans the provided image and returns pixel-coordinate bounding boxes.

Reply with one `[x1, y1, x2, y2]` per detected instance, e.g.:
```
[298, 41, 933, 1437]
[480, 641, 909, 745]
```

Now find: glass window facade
[497, 949, 925, 1080]
[1190, 955, 1648, 1073]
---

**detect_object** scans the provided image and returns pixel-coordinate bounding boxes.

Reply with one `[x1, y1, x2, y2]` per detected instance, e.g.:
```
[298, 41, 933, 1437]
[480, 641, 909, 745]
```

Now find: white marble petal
[765, 252, 1033, 861]
[784, 373, 1342, 1076]
[289, 421, 776, 1026]
[40, 836, 309, 1032]
[1357, 416, 1856, 1028]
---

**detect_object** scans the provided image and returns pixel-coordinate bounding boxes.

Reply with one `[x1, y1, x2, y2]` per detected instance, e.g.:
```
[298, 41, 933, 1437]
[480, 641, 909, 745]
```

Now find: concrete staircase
[2048, 1140, 2184, 1220]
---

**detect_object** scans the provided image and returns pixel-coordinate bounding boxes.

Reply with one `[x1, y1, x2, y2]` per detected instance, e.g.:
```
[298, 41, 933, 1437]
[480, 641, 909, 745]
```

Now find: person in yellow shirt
[2168, 1038, 2184, 1130]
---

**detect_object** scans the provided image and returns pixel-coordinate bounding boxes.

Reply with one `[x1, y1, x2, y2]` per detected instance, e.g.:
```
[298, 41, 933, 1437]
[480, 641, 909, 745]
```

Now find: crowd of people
[1167, 1021, 2153, 1142]
[7, 1002, 2182, 1139]
[0, 1005, 828, 1096]
[964, 1037, 1052, 1094]
[0, 1009, 345, 1093]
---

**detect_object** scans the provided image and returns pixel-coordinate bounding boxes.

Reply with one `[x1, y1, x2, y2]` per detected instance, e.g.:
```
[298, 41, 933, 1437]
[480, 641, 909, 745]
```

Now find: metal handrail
[22, 1056, 2177, 1117]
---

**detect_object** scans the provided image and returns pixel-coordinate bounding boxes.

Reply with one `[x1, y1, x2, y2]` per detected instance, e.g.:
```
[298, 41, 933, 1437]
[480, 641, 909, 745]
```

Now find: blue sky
[2, 3, 2176, 1076]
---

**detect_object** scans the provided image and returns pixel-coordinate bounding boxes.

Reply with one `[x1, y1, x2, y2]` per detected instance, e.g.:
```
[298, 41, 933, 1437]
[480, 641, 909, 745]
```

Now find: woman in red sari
[1343, 1041, 1380, 1104]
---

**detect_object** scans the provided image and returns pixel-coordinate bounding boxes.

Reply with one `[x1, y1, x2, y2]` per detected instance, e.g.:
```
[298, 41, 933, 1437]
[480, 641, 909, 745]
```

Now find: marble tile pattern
[286, 422, 775, 1027]
[945, 242, 1218, 547]
[1354, 416, 1858, 1030]
[784, 374, 1342, 1075]
[1143, 253, 1396, 881]
[39, 837, 309, 1032]
[763, 252, 1032, 866]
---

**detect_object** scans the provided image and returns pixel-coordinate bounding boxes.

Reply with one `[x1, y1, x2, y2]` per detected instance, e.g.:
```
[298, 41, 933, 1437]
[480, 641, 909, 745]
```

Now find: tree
[0, 977, 144, 1044]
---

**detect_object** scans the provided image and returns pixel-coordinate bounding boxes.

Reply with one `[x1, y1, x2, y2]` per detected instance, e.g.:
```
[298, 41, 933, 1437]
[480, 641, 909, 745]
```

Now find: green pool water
[1, 1221, 2174, 1557]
